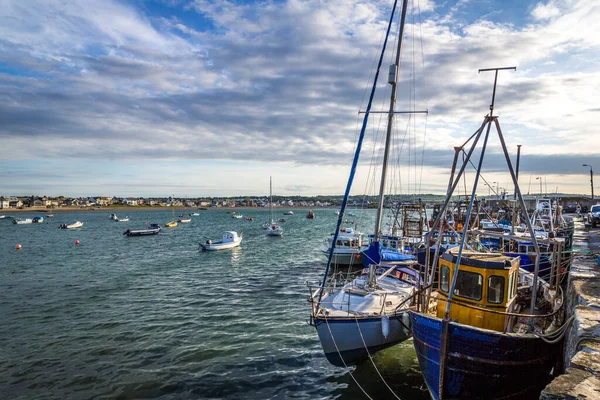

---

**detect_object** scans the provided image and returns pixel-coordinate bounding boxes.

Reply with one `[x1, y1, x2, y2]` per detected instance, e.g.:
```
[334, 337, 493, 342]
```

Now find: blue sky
[1, 0, 599, 197]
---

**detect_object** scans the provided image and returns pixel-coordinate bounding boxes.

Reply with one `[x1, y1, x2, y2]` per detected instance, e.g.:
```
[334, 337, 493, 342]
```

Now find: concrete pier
[540, 222, 600, 399]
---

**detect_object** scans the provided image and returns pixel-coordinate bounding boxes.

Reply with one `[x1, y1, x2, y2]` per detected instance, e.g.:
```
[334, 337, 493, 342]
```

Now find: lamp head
[583, 164, 589, 167]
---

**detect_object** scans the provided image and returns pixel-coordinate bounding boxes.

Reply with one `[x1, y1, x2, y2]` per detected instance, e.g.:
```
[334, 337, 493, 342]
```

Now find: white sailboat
[266, 176, 283, 236]
[309, 0, 423, 367]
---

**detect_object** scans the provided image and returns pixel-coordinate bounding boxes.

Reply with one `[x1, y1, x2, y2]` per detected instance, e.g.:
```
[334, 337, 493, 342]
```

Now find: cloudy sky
[1, 0, 599, 198]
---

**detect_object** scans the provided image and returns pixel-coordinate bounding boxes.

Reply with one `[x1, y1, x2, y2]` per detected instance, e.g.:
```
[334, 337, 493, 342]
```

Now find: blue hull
[409, 311, 561, 399]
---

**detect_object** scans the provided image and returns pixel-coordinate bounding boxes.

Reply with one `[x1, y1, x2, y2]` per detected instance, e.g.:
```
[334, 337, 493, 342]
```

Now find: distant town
[0, 193, 593, 211]
[0, 194, 451, 210]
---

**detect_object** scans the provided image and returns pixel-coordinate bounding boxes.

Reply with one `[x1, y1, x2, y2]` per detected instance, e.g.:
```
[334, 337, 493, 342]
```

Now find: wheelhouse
[436, 250, 520, 332]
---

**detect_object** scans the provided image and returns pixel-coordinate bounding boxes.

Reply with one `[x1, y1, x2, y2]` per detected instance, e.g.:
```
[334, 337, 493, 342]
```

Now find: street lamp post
[583, 164, 594, 200]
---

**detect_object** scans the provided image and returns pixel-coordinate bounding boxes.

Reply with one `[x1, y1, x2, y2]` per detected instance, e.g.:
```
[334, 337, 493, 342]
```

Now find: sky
[1, 0, 599, 198]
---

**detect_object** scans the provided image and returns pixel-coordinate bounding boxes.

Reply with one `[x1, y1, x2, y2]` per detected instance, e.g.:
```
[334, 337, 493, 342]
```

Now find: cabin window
[453, 271, 483, 301]
[343, 240, 350, 247]
[488, 276, 505, 304]
[382, 239, 389, 248]
[440, 266, 450, 292]
[336, 240, 343, 246]
[449, 236, 457, 244]
[390, 240, 397, 249]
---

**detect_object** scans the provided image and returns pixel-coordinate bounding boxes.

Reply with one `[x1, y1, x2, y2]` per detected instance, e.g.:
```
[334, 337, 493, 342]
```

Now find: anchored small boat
[123, 224, 161, 237]
[306, 210, 315, 219]
[60, 221, 83, 229]
[284, 211, 294, 215]
[13, 218, 33, 225]
[266, 177, 283, 236]
[165, 200, 177, 227]
[232, 214, 243, 219]
[178, 216, 191, 223]
[116, 216, 130, 222]
[32, 216, 45, 223]
[321, 227, 364, 266]
[200, 231, 242, 251]
[191, 212, 200, 216]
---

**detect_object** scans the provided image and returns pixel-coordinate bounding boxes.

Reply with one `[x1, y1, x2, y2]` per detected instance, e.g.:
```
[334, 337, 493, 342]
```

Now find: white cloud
[1, 0, 600, 195]
[531, 1, 561, 20]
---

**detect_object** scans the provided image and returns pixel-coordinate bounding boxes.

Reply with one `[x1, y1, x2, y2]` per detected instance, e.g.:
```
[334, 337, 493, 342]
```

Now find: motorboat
[321, 227, 364, 266]
[13, 218, 33, 225]
[200, 231, 242, 251]
[284, 211, 294, 215]
[110, 213, 118, 220]
[306, 210, 315, 219]
[191, 212, 200, 216]
[32, 216, 45, 223]
[123, 224, 161, 236]
[178, 217, 191, 223]
[116, 216, 130, 222]
[232, 214, 243, 219]
[60, 221, 83, 229]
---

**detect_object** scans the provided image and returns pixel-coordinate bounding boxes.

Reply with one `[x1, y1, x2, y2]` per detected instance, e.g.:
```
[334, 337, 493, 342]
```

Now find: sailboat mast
[373, 0, 409, 241]
[270, 176, 273, 222]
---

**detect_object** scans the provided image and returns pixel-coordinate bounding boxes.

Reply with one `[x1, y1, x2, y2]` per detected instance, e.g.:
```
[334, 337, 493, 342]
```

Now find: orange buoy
[16, 244, 22, 250]
[75, 240, 80, 245]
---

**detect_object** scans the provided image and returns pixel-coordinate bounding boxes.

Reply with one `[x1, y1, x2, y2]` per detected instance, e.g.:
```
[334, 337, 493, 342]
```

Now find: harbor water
[0, 209, 428, 399]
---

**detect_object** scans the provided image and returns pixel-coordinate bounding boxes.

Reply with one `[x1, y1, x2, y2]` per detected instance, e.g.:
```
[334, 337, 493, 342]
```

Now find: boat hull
[201, 241, 241, 251]
[409, 310, 561, 400]
[314, 313, 411, 367]
[321, 248, 360, 266]
[124, 229, 160, 236]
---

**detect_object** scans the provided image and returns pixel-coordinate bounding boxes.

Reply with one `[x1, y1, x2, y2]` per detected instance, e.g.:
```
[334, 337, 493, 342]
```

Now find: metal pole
[374, 0, 409, 241]
[591, 167, 594, 200]
[445, 119, 493, 316]
[514, 144, 521, 200]
[493, 118, 542, 319]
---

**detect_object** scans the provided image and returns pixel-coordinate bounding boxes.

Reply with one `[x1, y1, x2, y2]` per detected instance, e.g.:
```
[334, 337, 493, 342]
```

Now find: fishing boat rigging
[409, 67, 568, 400]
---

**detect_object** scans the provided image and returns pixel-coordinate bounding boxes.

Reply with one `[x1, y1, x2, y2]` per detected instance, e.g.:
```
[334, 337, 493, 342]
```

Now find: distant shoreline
[0, 206, 336, 214]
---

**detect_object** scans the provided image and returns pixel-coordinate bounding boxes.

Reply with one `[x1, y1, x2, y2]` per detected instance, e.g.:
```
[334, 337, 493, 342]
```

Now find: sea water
[0, 209, 427, 399]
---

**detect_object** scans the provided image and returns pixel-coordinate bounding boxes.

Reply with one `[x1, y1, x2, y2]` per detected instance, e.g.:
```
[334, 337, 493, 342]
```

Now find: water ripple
[0, 209, 427, 399]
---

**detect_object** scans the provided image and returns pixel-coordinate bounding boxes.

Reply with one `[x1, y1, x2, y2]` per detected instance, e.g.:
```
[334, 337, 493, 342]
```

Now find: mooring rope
[354, 315, 402, 400]
[323, 317, 374, 400]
